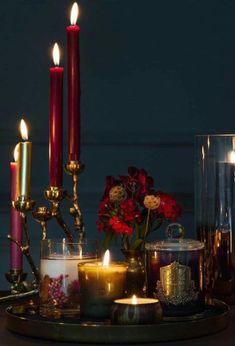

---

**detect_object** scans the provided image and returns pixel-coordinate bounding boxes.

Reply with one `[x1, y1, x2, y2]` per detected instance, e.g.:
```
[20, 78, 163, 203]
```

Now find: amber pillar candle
[111, 295, 162, 325]
[78, 250, 127, 318]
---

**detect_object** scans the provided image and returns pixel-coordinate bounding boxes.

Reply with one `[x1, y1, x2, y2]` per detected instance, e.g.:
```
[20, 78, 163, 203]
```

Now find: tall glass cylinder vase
[195, 134, 235, 299]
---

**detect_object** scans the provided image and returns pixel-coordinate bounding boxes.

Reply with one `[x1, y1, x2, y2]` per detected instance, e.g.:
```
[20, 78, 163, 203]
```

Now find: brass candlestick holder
[6, 162, 85, 296]
[65, 160, 85, 241]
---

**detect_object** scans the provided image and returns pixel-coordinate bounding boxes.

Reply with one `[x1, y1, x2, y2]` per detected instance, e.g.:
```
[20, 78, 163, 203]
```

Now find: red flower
[119, 199, 140, 222]
[156, 191, 182, 221]
[98, 197, 110, 216]
[96, 220, 105, 232]
[109, 216, 133, 236]
[97, 167, 183, 251]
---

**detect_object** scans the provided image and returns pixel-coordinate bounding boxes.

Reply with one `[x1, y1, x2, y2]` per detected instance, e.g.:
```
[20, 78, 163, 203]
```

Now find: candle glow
[70, 2, 79, 25]
[131, 295, 137, 305]
[14, 145, 19, 162]
[102, 249, 110, 266]
[229, 150, 235, 163]
[20, 119, 28, 140]
[53, 43, 60, 66]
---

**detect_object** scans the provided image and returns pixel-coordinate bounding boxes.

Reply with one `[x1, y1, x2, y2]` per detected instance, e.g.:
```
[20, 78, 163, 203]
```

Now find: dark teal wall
[1, 1, 235, 282]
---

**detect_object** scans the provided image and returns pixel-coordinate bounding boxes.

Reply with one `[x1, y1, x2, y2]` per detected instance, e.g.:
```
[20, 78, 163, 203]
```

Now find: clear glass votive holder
[39, 239, 97, 318]
[78, 261, 127, 319]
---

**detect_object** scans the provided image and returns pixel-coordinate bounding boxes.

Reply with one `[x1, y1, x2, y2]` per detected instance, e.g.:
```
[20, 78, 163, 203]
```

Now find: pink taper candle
[49, 43, 64, 187]
[67, 2, 81, 162]
[10, 146, 23, 270]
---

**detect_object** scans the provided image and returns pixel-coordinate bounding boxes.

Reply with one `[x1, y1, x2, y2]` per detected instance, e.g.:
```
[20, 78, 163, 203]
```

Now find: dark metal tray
[6, 299, 229, 344]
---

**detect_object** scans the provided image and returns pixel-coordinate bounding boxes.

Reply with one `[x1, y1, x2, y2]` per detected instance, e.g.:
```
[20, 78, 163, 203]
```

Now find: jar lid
[145, 223, 204, 252]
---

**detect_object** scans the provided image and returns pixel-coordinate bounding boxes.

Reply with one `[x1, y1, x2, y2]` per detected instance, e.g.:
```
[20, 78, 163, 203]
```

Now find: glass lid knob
[166, 223, 185, 240]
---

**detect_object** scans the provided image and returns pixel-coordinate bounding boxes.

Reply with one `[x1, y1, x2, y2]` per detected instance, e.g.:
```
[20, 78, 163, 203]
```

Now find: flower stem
[143, 208, 151, 243]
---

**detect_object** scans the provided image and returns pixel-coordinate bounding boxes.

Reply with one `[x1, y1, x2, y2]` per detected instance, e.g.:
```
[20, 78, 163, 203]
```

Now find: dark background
[1, 0, 235, 287]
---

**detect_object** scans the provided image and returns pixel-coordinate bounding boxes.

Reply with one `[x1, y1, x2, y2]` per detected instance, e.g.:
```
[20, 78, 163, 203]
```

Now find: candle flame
[70, 2, 79, 25]
[131, 295, 137, 305]
[201, 145, 205, 161]
[79, 246, 82, 260]
[229, 150, 235, 163]
[207, 136, 210, 149]
[102, 249, 110, 266]
[20, 119, 28, 140]
[13, 144, 19, 162]
[53, 43, 60, 66]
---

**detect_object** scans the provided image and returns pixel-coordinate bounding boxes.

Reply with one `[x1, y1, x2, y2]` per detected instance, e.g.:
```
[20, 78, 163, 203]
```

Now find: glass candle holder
[146, 224, 205, 317]
[78, 258, 127, 319]
[111, 296, 162, 325]
[195, 134, 235, 297]
[39, 239, 97, 318]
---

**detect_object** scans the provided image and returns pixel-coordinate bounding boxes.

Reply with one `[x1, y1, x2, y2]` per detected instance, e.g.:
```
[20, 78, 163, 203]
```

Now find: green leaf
[130, 238, 143, 250]
[102, 231, 113, 250]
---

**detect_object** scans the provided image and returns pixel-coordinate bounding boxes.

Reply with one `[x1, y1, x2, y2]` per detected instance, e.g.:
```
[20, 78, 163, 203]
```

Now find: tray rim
[5, 299, 230, 344]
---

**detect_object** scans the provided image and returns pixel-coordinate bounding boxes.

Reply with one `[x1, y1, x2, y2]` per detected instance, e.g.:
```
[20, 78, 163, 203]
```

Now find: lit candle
[67, 2, 81, 162]
[17, 119, 32, 198]
[78, 250, 127, 318]
[49, 43, 63, 187]
[10, 145, 23, 270]
[111, 295, 162, 325]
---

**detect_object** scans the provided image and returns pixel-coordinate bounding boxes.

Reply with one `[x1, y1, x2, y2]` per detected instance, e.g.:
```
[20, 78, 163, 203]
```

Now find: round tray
[6, 299, 229, 344]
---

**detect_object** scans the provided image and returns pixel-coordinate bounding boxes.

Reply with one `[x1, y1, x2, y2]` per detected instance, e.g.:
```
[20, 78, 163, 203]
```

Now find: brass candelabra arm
[5, 269, 27, 294]
[7, 235, 39, 286]
[65, 161, 85, 241]
[11, 196, 39, 285]
[44, 187, 74, 243]
[13, 196, 35, 247]
[32, 206, 52, 240]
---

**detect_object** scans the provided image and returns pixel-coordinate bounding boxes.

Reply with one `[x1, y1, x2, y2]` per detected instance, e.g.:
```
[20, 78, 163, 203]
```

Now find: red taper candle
[10, 146, 23, 270]
[67, 2, 81, 162]
[49, 43, 64, 187]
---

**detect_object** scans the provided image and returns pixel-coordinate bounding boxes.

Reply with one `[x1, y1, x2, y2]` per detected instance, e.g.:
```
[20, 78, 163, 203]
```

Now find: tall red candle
[67, 2, 81, 162]
[10, 147, 23, 270]
[49, 43, 64, 187]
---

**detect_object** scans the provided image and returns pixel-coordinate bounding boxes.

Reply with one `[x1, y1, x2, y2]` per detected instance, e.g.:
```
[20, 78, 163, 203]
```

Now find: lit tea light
[132, 294, 137, 304]
[78, 250, 127, 319]
[111, 295, 162, 325]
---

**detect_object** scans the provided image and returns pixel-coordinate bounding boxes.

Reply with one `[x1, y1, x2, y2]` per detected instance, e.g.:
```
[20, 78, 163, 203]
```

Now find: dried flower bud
[144, 195, 160, 210]
[109, 185, 127, 202]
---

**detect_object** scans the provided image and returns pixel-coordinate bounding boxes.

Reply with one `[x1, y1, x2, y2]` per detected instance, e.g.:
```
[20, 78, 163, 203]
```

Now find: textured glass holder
[39, 239, 97, 318]
[195, 134, 235, 298]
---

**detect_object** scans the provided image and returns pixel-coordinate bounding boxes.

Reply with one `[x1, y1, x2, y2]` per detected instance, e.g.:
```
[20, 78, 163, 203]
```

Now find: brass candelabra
[6, 160, 84, 295]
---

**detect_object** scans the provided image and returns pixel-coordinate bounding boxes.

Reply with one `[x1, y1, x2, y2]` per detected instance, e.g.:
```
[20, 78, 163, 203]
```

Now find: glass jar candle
[146, 224, 205, 316]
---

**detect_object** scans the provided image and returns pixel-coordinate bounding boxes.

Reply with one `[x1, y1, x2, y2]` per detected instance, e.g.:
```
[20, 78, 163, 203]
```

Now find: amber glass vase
[122, 249, 146, 297]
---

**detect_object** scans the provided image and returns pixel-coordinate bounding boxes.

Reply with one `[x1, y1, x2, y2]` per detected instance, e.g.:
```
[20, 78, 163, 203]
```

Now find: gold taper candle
[17, 119, 32, 198]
